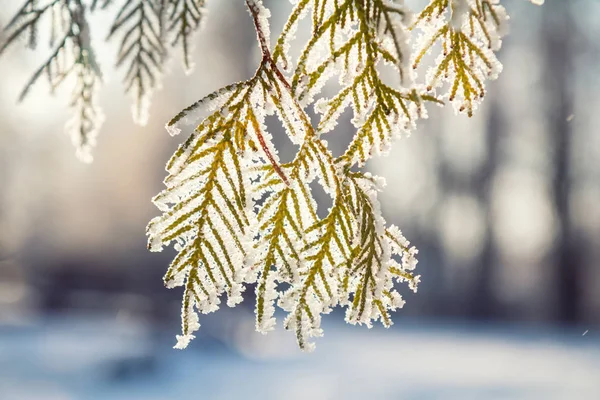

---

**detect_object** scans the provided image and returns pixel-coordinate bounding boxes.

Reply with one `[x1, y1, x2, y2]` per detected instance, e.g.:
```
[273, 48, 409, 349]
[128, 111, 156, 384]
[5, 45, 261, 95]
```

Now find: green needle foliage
[412, 0, 512, 116]
[107, 0, 168, 125]
[0, 0, 103, 162]
[0, 0, 207, 161]
[0, 0, 543, 351]
[167, 0, 206, 73]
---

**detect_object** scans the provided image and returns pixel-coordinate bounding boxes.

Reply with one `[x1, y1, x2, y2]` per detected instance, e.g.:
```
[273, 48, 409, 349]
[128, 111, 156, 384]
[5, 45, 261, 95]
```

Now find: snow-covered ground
[0, 315, 599, 400]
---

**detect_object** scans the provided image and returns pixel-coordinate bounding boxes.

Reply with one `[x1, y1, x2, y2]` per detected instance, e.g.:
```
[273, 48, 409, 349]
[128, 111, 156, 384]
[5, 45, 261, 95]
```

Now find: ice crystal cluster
[1, 0, 543, 351]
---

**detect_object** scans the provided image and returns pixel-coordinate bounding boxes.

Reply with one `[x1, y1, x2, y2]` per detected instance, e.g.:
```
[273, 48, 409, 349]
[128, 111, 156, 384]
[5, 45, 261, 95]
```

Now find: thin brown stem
[246, 0, 292, 91]
[246, 0, 290, 186]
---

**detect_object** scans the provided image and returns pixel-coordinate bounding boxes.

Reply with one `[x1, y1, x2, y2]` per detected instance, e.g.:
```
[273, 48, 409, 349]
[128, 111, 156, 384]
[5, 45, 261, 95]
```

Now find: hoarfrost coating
[145, 0, 541, 351]
[0, 0, 543, 352]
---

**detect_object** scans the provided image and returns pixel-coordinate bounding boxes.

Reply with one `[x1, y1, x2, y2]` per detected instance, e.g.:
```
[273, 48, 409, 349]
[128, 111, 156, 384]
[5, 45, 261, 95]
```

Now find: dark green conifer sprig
[106, 0, 167, 125]
[0, 0, 102, 101]
[0, 0, 103, 162]
[166, 0, 205, 74]
[68, 56, 103, 162]
[0, 0, 208, 160]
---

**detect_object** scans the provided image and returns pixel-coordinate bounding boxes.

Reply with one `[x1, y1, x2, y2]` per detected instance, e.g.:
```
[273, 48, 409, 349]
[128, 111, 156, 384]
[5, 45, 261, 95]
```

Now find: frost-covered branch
[167, 0, 206, 73]
[0, 0, 208, 160]
[107, 0, 167, 125]
[1, 0, 544, 352]
[1, 0, 103, 161]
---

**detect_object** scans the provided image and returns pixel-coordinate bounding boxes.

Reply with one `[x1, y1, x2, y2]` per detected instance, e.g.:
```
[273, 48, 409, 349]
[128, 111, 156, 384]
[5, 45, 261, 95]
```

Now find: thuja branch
[1, 0, 544, 352]
[149, 0, 434, 351]
[148, 0, 544, 351]
[0, 0, 208, 160]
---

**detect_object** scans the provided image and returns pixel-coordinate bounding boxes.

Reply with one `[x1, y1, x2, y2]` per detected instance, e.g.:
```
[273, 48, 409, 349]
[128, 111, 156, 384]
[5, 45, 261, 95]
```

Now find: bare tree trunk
[468, 97, 501, 320]
[542, 1, 581, 324]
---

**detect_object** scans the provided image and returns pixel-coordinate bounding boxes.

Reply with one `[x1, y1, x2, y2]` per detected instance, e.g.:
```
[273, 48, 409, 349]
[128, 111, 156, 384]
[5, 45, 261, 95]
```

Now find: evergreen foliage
[0, 0, 207, 161]
[0, 0, 543, 351]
